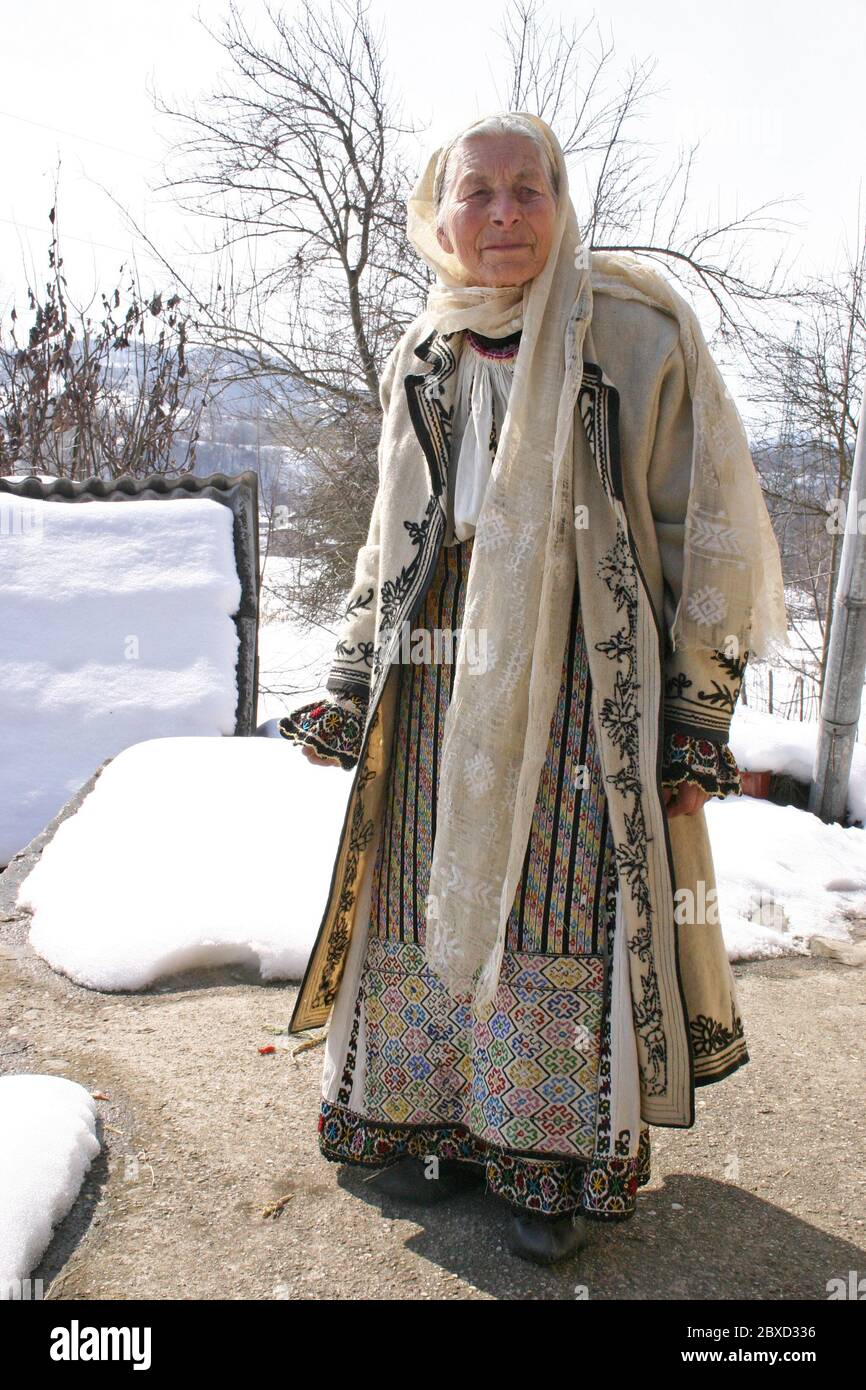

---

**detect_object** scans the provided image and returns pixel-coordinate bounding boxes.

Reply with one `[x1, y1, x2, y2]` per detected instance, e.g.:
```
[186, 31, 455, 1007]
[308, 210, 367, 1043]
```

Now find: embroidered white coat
[288, 276, 753, 1130]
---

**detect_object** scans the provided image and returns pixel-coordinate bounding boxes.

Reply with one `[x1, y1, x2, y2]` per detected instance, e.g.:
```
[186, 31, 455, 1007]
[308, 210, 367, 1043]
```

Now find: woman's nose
[489, 194, 521, 224]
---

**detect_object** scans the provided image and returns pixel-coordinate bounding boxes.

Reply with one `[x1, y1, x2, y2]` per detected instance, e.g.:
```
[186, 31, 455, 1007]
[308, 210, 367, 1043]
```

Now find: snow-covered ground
[15, 734, 352, 990]
[740, 594, 866, 739]
[0, 1075, 100, 1299]
[707, 794, 866, 956]
[729, 706, 866, 825]
[0, 492, 242, 866]
[4, 544, 865, 986]
[12, 724, 866, 991]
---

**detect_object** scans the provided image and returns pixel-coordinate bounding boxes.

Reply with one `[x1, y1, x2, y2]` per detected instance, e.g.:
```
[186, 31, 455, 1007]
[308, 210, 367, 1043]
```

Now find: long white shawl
[405, 112, 788, 1005]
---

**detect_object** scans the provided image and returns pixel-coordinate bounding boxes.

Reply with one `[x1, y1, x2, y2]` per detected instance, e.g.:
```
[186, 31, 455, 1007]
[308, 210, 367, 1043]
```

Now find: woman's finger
[302, 745, 338, 767]
[665, 782, 709, 817]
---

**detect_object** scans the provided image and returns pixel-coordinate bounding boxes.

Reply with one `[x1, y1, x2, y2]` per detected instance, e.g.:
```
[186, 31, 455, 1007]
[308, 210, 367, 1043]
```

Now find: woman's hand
[663, 782, 710, 817]
[301, 744, 342, 768]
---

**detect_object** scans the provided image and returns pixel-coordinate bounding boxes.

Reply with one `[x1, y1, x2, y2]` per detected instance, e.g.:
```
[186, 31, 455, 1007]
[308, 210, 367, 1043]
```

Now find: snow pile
[729, 706, 866, 824]
[16, 735, 352, 990]
[706, 795, 866, 957]
[0, 492, 242, 866]
[0, 1075, 100, 1297]
[12, 721, 866, 989]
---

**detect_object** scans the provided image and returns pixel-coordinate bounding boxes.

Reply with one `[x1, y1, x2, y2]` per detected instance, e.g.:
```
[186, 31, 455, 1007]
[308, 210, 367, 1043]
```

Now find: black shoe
[507, 1208, 590, 1265]
[371, 1156, 484, 1205]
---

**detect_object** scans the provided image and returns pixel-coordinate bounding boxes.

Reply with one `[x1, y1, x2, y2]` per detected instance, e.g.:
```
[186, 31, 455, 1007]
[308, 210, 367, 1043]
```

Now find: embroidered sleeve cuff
[278, 696, 367, 770]
[325, 669, 373, 703]
[660, 730, 743, 799]
[662, 647, 749, 745]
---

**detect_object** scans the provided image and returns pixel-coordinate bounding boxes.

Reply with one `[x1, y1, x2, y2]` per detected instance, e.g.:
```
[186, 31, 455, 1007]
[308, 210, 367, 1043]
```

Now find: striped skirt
[318, 533, 651, 1218]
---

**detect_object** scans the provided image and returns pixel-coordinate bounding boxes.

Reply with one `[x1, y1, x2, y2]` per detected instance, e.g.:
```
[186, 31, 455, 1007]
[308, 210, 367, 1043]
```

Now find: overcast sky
[1, 0, 862, 388]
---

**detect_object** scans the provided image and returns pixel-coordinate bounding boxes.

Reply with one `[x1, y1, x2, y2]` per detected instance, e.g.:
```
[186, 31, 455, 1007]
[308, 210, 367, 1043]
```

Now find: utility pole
[780, 320, 802, 448]
[809, 378, 866, 823]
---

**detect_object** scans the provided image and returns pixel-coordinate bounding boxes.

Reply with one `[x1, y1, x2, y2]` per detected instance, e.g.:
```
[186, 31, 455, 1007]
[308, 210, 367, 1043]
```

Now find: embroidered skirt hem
[318, 1099, 651, 1219]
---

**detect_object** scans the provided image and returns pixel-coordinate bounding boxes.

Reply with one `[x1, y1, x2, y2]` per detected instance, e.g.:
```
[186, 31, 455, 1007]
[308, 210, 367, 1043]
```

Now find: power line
[0, 213, 147, 258]
[0, 214, 213, 270]
[0, 106, 157, 164]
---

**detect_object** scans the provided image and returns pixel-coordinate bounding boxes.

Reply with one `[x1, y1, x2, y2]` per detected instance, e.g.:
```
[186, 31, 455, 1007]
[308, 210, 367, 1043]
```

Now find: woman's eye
[462, 185, 541, 200]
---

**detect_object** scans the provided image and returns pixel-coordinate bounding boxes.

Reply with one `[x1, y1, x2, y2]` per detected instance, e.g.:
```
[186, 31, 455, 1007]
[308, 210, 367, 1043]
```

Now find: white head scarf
[407, 113, 597, 1000]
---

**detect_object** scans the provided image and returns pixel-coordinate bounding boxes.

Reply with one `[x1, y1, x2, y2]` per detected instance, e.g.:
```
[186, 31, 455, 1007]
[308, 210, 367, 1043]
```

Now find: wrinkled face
[435, 132, 557, 288]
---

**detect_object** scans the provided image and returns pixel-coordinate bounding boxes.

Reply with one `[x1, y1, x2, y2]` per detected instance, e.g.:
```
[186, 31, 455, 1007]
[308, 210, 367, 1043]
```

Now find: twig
[261, 1193, 294, 1218]
[291, 1028, 329, 1056]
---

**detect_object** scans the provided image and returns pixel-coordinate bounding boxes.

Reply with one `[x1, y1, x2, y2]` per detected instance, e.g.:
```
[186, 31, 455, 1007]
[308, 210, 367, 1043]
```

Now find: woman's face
[435, 132, 557, 288]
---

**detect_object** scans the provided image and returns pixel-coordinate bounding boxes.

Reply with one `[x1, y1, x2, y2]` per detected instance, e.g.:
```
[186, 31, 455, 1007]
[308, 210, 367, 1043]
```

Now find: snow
[0, 492, 242, 866]
[15, 735, 352, 990]
[706, 796, 866, 957]
[255, 553, 338, 723]
[12, 723, 866, 990]
[5, 534, 866, 989]
[0, 1075, 100, 1297]
[729, 706, 866, 825]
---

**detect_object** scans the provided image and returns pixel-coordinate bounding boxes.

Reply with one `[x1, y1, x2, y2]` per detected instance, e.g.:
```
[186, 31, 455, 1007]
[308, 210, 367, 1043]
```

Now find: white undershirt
[445, 335, 517, 545]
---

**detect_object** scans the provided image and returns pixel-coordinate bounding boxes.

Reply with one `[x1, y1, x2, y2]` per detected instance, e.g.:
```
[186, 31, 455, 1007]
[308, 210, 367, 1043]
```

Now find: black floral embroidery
[664, 647, 749, 738]
[691, 994, 749, 1082]
[372, 496, 440, 684]
[345, 585, 374, 621]
[666, 671, 691, 700]
[691, 1005, 746, 1059]
[594, 524, 667, 1096]
[333, 628, 375, 673]
[329, 584, 377, 698]
[707, 647, 749, 702]
[334, 586, 376, 669]
[404, 331, 458, 500]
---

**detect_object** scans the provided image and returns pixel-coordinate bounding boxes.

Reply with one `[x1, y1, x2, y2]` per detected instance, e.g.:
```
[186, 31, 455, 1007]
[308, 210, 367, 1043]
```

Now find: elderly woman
[280, 113, 787, 1265]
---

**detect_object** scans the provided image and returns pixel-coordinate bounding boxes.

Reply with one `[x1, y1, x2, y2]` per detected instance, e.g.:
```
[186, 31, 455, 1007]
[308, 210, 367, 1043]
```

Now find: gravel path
[1, 773, 864, 1302]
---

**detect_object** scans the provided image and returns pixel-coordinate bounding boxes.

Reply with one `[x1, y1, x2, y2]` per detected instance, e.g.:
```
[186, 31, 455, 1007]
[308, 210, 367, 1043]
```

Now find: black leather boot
[507, 1208, 590, 1265]
[371, 1156, 485, 1205]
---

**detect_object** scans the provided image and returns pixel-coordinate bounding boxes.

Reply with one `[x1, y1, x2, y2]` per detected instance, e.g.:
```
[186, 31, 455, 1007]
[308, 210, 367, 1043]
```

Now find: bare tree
[150, 0, 431, 622]
[0, 203, 212, 481]
[742, 213, 866, 704]
[498, 0, 798, 352]
[155, 0, 428, 395]
[149, 0, 804, 655]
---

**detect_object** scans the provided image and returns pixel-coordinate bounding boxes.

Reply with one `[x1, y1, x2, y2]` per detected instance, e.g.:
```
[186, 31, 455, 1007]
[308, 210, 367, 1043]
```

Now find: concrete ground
[1, 770, 864, 1302]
